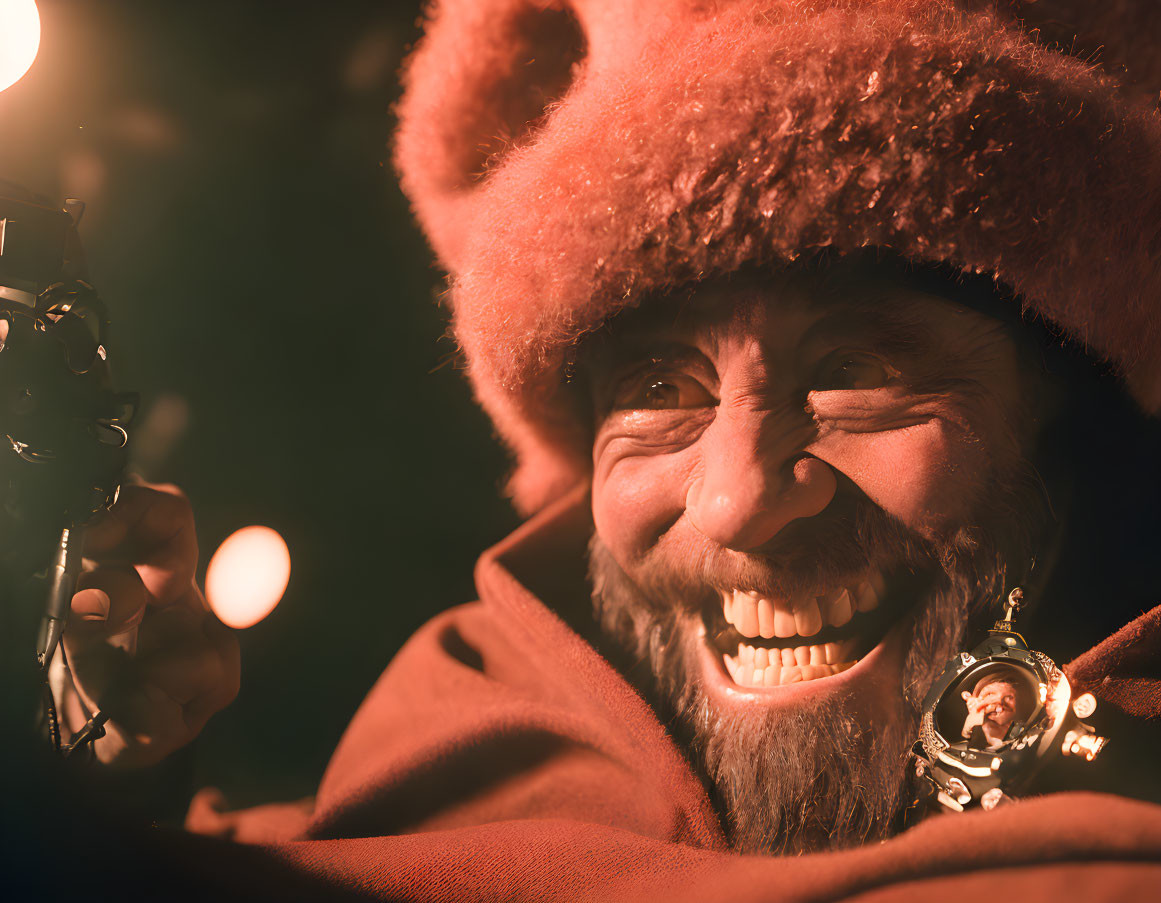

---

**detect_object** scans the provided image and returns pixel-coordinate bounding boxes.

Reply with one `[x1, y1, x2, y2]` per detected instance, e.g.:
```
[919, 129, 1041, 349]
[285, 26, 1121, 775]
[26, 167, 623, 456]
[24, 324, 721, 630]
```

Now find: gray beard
[588, 526, 1011, 854]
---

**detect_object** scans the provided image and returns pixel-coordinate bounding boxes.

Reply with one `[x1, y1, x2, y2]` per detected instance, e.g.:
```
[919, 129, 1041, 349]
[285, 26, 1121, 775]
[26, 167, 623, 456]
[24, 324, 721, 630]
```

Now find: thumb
[68, 588, 112, 632]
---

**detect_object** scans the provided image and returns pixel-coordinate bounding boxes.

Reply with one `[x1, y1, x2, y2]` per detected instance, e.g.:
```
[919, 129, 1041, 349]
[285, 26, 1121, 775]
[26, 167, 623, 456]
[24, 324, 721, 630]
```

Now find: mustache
[627, 494, 938, 609]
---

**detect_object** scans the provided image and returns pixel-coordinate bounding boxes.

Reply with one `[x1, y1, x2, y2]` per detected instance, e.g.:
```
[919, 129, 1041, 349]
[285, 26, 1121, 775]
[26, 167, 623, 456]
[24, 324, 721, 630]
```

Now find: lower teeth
[723, 641, 858, 687]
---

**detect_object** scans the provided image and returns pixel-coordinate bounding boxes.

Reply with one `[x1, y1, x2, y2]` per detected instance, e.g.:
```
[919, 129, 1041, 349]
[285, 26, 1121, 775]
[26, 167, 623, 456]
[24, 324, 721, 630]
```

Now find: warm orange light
[0, 1, 40, 94]
[206, 526, 291, 629]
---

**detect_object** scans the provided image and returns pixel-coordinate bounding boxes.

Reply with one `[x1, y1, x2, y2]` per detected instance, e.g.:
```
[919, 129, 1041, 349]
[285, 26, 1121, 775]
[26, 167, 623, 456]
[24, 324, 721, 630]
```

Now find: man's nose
[685, 404, 837, 551]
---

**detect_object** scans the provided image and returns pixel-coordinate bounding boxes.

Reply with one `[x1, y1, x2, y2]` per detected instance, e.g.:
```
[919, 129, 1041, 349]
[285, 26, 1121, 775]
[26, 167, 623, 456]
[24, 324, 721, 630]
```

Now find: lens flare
[206, 525, 291, 629]
[0, 0, 40, 94]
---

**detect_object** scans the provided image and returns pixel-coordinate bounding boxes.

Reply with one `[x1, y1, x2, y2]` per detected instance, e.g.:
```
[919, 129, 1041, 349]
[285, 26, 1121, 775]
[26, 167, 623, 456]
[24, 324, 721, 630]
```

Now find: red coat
[187, 488, 1161, 901]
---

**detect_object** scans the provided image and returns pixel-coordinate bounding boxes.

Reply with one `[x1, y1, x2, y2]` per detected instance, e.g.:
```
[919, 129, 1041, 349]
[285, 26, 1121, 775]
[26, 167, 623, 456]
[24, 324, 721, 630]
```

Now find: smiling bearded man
[581, 258, 1051, 852]
[110, 0, 1161, 899]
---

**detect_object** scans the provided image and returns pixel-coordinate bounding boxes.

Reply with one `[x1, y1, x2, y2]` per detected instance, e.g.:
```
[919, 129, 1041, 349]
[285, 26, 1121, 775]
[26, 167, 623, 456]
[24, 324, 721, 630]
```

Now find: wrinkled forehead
[585, 258, 1020, 363]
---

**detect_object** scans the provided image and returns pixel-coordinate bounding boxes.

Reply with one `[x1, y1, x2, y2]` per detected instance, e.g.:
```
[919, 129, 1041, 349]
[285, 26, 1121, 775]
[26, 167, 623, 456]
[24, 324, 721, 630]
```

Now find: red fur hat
[396, 0, 1161, 514]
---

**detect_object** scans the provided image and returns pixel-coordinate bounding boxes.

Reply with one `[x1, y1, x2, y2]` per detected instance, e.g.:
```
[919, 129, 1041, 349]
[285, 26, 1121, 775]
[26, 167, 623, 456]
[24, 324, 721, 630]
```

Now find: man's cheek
[592, 450, 695, 560]
[808, 420, 986, 537]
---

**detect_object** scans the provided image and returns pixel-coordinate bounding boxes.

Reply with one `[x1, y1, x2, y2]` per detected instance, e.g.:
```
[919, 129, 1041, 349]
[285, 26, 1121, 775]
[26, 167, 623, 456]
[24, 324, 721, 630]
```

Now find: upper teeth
[721, 573, 884, 639]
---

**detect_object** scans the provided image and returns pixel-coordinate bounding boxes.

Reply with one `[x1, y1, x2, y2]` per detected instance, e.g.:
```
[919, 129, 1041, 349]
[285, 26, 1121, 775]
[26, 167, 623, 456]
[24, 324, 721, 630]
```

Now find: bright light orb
[0, 0, 41, 94]
[206, 526, 291, 629]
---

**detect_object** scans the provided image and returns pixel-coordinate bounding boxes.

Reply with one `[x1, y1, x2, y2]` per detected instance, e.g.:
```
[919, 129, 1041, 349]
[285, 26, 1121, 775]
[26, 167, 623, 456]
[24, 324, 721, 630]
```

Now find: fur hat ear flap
[395, 0, 587, 276]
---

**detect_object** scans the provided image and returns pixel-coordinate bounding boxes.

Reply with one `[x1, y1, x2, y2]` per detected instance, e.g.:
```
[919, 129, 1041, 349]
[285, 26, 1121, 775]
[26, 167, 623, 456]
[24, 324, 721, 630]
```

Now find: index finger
[84, 483, 198, 607]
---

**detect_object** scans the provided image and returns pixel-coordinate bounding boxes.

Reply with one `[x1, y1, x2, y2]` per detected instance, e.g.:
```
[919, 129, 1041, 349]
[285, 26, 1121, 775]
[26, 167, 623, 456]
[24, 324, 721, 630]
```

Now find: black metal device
[0, 187, 136, 756]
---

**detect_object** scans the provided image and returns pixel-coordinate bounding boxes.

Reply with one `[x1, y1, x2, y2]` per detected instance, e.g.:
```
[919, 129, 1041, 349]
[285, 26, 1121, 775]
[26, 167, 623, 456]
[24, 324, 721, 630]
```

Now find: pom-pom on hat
[395, 0, 1161, 514]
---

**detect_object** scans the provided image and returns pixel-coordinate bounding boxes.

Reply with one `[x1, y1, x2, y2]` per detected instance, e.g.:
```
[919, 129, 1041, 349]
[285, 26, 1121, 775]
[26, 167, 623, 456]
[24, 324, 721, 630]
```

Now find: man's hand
[960, 690, 986, 738]
[974, 688, 1003, 718]
[62, 483, 240, 769]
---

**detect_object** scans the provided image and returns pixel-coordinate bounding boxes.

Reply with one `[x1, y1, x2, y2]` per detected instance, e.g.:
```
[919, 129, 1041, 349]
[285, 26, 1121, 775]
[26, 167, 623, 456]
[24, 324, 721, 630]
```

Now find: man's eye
[613, 372, 715, 410]
[815, 351, 898, 391]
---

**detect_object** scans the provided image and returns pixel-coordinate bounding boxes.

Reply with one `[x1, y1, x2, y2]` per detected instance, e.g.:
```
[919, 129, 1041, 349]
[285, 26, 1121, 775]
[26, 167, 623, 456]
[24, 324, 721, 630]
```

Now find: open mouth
[703, 569, 915, 689]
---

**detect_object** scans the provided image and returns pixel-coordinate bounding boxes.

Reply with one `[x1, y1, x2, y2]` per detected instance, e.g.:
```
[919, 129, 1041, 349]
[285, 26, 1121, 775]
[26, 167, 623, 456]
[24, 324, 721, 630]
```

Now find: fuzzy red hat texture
[395, 0, 1161, 514]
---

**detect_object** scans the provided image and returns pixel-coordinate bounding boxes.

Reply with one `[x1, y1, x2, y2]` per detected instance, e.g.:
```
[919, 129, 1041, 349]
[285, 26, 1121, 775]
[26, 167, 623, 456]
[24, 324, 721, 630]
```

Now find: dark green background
[0, 0, 520, 806]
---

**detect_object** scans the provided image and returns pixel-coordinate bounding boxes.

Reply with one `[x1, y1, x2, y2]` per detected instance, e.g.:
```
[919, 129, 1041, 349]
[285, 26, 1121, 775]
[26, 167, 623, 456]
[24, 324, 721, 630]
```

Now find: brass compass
[912, 588, 1108, 813]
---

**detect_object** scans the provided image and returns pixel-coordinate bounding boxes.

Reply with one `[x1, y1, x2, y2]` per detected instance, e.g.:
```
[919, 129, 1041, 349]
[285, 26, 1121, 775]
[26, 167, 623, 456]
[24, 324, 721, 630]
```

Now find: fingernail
[74, 589, 111, 622]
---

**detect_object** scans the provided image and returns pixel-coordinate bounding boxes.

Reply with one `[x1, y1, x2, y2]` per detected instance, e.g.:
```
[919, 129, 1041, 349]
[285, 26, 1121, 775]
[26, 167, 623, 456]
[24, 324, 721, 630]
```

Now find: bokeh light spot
[0, 0, 41, 94]
[206, 526, 291, 629]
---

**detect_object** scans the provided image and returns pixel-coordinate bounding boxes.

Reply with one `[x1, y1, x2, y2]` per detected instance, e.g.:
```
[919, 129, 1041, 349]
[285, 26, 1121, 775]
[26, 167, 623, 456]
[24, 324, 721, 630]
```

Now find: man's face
[978, 680, 1020, 729]
[584, 265, 1042, 852]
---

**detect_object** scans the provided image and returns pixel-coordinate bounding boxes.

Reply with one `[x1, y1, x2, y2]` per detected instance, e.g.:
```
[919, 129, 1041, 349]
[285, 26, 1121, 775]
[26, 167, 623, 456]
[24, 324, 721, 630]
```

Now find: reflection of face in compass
[960, 667, 1034, 750]
[915, 588, 1108, 815]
